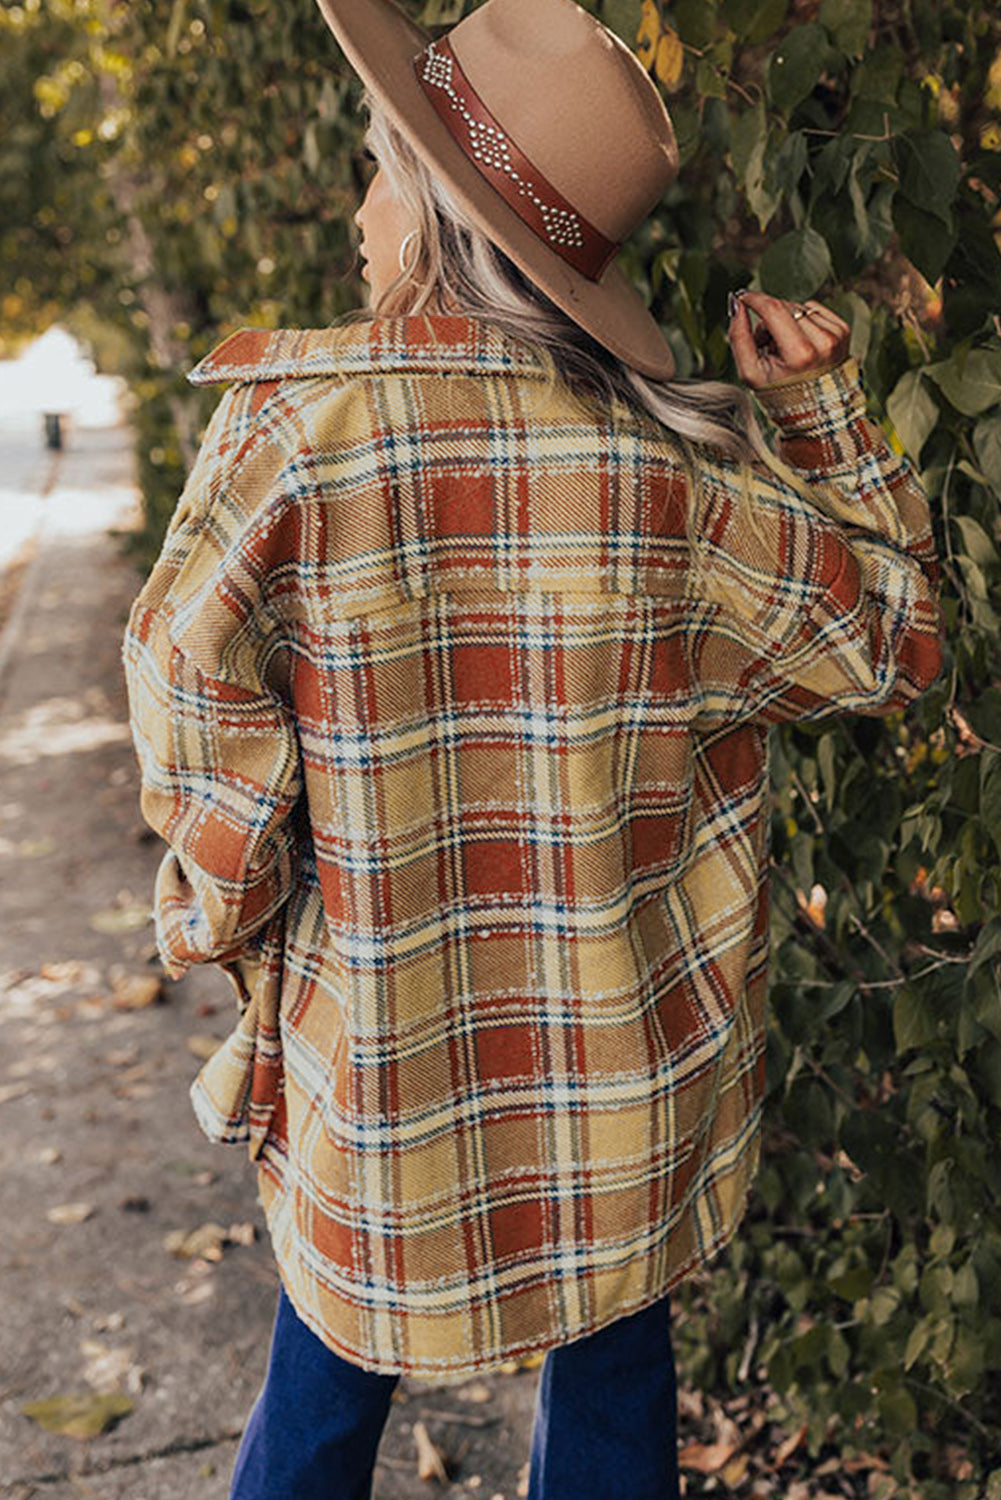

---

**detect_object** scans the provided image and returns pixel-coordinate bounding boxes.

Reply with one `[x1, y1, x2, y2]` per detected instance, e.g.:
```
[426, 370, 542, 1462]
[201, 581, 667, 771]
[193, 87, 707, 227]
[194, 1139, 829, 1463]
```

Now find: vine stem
[900, 1374, 1001, 1452]
[790, 766, 826, 835]
[848, 911, 906, 980]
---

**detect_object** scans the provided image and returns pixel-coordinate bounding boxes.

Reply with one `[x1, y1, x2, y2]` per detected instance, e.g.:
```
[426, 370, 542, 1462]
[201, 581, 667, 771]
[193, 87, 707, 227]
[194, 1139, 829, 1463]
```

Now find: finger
[730, 307, 795, 388]
[728, 298, 770, 381]
[737, 291, 816, 366]
[746, 291, 849, 374]
[788, 310, 843, 360]
[800, 300, 851, 336]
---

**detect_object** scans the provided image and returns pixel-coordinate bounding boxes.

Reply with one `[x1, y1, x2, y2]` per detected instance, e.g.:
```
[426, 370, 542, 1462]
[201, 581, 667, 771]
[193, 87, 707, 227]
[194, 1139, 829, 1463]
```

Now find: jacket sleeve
[687, 355, 944, 726]
[121, 386, 302, 982]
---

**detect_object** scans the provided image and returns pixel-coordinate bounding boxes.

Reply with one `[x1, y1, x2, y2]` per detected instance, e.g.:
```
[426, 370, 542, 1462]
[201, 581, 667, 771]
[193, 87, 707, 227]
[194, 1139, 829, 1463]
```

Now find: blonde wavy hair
[339, 91, 826, 553]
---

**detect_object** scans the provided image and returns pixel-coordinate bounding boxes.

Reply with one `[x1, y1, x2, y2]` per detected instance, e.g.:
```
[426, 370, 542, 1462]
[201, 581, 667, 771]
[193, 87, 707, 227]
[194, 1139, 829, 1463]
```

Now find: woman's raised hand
[727, 290, 852, 390]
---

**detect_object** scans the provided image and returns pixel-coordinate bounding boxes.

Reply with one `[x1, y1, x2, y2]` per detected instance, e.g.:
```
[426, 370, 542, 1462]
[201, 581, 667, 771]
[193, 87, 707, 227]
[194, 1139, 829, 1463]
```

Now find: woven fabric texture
[122, 313, 942, 1380]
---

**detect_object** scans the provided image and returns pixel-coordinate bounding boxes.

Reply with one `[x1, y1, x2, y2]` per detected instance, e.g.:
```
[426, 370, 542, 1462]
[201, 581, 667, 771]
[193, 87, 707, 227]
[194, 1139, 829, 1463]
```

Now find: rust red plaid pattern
[122, 315, 942, 1379]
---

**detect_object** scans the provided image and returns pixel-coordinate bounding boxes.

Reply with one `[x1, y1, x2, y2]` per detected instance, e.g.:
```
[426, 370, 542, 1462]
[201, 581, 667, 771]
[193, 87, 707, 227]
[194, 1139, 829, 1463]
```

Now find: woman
[122, 0, 943, 1495]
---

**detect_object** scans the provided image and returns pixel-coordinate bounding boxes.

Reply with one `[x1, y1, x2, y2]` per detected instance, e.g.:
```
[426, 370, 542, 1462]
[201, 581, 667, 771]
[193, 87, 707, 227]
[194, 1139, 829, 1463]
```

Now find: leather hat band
[413, 37, 620, 283]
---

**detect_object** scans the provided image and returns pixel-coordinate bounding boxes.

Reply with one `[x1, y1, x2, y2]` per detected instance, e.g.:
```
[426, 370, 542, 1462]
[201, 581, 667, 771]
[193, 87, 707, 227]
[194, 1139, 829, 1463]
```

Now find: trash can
[43, 412, 65, 450]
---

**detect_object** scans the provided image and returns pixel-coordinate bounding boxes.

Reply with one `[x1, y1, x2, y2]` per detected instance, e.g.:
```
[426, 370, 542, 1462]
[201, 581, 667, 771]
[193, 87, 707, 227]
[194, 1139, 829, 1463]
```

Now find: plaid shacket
[122, 313, 942, 1380]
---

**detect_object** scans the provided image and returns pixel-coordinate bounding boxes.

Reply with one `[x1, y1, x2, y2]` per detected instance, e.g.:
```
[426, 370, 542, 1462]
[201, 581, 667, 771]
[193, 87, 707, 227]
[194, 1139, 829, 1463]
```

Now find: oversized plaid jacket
[122, 313, 942, 1380]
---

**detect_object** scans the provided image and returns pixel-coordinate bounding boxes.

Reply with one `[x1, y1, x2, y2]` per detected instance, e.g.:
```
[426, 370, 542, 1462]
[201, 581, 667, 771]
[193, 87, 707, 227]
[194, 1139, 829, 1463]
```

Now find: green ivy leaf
[895, 128, 963, 222]
[731, 100, 783, 231]
[967, 688, 1001, 745]
[722, 0, 788, 43]
[597, 0, 645, 42]
[819, 0, 872, 57]
[891, 196, 957, 285]
[759, 225, 833, 301]
[925, 348, 1001, 417]
[672, 0, 716, 47]
[951, 514, 997, 567]
[877, 1382, 919, 1434]
[885, 368, 939, 463]
[973, 411, 1001, 496]
[969, 913, 1001, 979]
[903, 1317, 932, 1370]
[767, 23, 832, 114]
[893, 983, 938, 1052]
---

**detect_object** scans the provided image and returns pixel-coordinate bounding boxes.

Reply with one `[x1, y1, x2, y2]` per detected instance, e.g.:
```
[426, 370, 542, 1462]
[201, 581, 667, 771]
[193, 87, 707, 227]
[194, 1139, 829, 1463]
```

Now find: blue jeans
[229, 1281, 680, 1499]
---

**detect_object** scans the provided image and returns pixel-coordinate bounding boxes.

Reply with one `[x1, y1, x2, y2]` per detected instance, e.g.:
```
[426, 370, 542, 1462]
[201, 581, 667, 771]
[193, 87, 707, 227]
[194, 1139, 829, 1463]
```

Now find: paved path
[0, 397, 539, 1499]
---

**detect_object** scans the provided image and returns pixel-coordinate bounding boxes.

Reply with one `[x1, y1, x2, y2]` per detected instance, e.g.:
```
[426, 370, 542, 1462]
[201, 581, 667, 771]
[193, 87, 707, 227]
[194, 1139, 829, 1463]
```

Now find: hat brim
[315, 0, 677, 380]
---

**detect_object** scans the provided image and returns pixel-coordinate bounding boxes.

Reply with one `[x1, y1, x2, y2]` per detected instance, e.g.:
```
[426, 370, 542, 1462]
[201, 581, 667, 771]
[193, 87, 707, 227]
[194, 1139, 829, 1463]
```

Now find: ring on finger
[800, 300, 846, 330]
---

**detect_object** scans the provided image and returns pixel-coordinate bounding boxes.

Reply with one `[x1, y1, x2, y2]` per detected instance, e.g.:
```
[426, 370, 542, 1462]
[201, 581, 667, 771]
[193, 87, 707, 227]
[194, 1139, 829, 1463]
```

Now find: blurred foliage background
[4, 0, 1001, 1492]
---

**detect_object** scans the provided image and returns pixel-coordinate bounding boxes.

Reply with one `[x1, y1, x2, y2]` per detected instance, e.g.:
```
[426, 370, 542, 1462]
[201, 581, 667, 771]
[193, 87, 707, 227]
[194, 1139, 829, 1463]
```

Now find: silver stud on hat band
[420, 41, 587, 252]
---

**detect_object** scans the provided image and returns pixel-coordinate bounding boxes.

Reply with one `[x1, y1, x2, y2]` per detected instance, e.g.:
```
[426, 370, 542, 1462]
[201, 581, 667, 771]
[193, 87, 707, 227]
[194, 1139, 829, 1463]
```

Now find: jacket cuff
[752, 356, 864, 434]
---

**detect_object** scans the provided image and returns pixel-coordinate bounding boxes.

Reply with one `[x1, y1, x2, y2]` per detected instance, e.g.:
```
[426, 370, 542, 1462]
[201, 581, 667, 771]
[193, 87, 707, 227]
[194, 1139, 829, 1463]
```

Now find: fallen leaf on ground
[46, 1202, 95, 1225]
[21, 1390, 133, 1440]
[164, 1221, 230, 1260]
[0, 1082, 30, 1105]
[678, 1439, 740, 1473]
[110, 972, 163, 1010]
[677, 1387, 705, 1420]
[8, 1052, 58, 1077]
[89, 903, 152, 935]
[39, 961, 102, 986]
[105, 1045, 141, 1068]
[75, 997, 110, 1020]
[844, 1453, 890, 1473]
[37, 1146, 62, 1164]
[173, 1257, 217, 1304]
[774, 1420, 808, 1465]
[186, 1033, 223, 1060]
[79, 1339, 145, 1396]
[227, 1221, 257, 1246]
[18, 837, 56, 858]
[458, 1381, 492, 1403]
[721, 1451, 750, 1485]
[413, 1419, 450, 1481]
[91, 1310, 126, 1333]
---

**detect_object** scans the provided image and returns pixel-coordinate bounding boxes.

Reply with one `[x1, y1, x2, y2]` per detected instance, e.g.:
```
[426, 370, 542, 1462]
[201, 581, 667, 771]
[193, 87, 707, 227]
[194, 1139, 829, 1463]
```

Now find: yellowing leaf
[655, 28, 685, 91]
[46, 1201, 95, 1225]
[21, 1390, 133, 1440]
[636, 0, 661, 71]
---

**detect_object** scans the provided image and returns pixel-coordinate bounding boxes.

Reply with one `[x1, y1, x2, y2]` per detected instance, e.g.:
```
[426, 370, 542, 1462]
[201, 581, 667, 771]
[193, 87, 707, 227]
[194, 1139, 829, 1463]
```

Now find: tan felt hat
[315, 0, 680, 379]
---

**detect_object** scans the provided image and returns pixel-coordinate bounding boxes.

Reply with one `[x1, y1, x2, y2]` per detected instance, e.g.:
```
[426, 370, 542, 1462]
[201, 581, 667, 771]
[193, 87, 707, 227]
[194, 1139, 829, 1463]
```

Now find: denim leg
[527, 1292, 680, 1500]
[229, 1282, 401, 1500]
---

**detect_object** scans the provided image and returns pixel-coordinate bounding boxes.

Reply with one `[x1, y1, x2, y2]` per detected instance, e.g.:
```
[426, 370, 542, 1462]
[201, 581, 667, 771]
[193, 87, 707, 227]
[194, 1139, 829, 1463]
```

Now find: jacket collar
[186, 314, 549, 386]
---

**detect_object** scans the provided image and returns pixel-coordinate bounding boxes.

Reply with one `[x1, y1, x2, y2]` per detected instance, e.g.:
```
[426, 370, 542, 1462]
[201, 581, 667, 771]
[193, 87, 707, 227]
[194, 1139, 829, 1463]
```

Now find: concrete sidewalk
[0, 406, 539, 1498]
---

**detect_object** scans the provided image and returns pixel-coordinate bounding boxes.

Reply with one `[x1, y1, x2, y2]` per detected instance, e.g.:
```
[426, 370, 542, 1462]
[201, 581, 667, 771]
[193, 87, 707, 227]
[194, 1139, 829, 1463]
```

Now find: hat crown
[445, 0, 678, 243]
